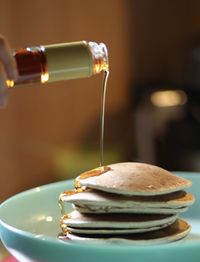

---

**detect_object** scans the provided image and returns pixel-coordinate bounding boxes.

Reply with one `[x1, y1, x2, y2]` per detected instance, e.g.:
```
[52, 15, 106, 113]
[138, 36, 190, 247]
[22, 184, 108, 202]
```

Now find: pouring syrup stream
[99, 70, 109, 167]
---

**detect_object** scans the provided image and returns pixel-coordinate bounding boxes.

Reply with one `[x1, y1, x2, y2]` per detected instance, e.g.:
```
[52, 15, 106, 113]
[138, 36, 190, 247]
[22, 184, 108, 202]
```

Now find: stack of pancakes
[59, 162, 195, 244]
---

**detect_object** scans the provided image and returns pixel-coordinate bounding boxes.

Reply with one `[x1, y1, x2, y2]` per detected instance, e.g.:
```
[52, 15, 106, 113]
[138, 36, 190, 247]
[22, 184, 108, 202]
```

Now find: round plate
[0, 172, 200, 262]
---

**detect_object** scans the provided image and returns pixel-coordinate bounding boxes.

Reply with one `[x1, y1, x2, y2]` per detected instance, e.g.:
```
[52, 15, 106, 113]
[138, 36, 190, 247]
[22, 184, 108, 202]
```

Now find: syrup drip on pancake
[59, 166, 111, 216]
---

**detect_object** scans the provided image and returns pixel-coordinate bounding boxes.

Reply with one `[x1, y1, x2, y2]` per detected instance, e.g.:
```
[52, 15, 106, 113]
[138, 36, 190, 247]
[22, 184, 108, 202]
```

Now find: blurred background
[0, 0, 200, 201]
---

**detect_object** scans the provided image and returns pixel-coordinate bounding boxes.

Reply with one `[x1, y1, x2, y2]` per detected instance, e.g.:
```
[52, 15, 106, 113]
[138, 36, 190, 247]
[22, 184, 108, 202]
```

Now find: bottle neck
[88, 42, 109, 74]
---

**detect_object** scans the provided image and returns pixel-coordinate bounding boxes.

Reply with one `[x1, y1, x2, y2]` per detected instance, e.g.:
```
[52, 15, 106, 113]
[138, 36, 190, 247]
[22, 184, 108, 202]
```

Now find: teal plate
[0, 172, 200, 262]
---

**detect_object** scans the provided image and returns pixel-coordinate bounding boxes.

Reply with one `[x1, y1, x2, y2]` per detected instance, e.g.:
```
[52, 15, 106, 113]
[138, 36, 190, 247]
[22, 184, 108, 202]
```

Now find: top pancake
[79, 162, 192, 196]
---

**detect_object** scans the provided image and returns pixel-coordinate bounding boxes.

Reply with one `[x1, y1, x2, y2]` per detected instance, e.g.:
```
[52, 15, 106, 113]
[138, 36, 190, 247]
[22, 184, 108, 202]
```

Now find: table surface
[0, 241, 17, 261]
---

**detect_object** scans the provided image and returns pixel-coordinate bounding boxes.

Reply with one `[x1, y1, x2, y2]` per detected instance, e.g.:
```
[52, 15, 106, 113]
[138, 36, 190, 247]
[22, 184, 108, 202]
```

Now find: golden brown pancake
[60, 189, 194, 214]
[61, 210, 177, 229]
[65, 219, 190, 244]
[66, 223, 171, 235]
[79, 162, 192, 196]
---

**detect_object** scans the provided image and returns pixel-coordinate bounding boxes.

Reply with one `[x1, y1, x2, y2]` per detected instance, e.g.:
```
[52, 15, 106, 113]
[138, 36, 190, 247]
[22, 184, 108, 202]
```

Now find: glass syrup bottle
[6, 41, 108, 87]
